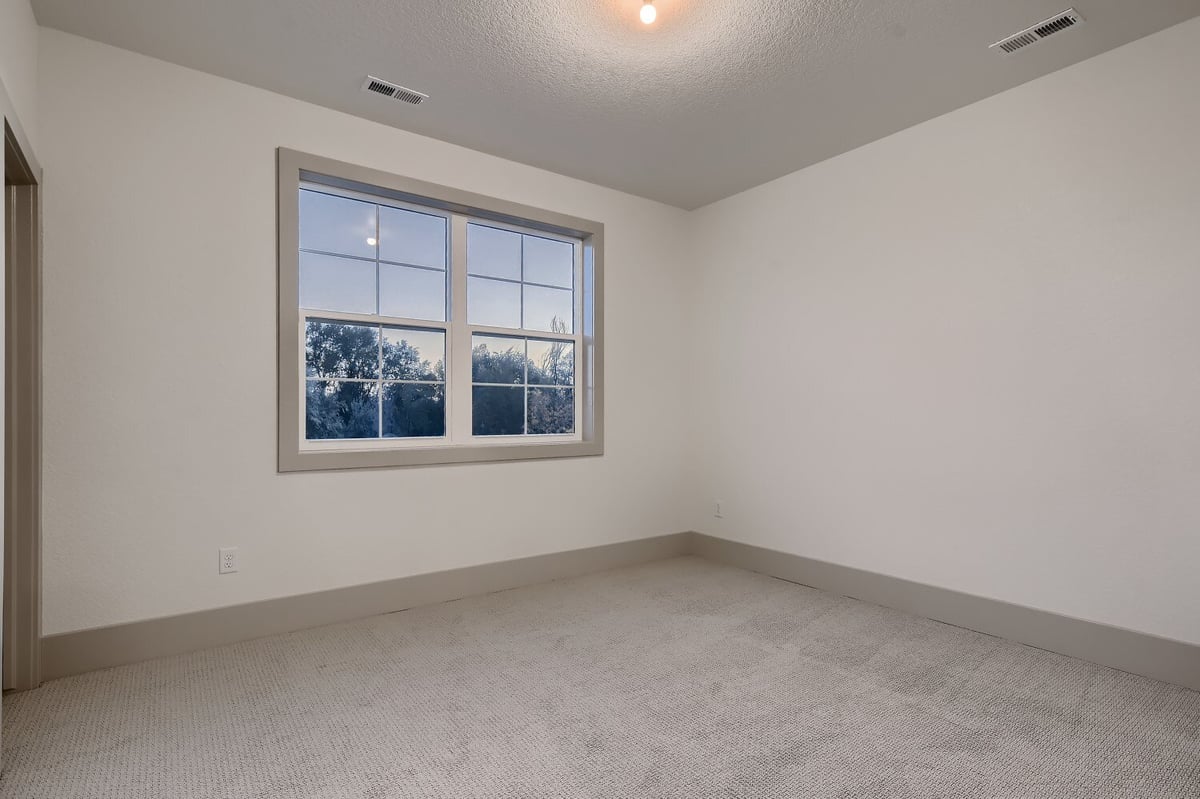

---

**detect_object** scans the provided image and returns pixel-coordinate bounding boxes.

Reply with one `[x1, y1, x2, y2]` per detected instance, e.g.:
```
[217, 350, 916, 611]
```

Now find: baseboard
[40, 532, 692, 682]
[40, 531, 1200, 692]
[691, 533, 1200, 692]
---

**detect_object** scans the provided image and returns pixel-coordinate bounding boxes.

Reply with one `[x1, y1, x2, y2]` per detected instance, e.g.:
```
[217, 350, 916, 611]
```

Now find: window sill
[279, 438, 603, 472]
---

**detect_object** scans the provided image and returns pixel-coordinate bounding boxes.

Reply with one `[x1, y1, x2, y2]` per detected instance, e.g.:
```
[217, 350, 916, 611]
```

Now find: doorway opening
[4, 119, 41, 692]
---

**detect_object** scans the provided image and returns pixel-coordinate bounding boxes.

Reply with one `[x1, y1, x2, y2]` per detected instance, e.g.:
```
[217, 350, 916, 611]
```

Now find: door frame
[4, 119, 42, 691]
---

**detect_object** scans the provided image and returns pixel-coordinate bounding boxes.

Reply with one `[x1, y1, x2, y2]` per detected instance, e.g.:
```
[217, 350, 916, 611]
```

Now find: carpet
[3, 556, 1198, 797]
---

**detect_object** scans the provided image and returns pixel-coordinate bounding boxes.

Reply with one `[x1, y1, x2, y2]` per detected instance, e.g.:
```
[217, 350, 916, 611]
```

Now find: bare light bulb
[640, 1, 656, 24]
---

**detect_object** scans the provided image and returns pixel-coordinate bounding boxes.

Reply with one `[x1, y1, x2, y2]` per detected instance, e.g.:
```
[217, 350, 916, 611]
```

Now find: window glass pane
[382, 383, 445, 438]
[523, 235, 573, 288]
[528, 388, 575, 434]
[526, 339, 574, 386]
[300, 252, 377, 314]
[379, 264, 446, 322]
[468, 276, 521, 329]
[306, 321, 380, 379]
[472, 386, 524, 436]
[379, 206, 446, 269]
[306, 380, 379, 439]
[382, 327, 445, 382]
[467, 224, 521, 280]
[299, 190, 376, 259]
[472, 335, 525, 383]
[523, 285, 573, 333]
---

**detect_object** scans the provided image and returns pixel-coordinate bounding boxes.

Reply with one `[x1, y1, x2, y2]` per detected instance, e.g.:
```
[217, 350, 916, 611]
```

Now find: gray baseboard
[40, 532, 692, 682]
[691, 533, 1200, 692]
[40, 531, 1199, 692]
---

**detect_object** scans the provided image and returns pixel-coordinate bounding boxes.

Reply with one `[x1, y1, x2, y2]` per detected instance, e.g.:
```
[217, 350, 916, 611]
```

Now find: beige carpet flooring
[3, 556, 1198, 798]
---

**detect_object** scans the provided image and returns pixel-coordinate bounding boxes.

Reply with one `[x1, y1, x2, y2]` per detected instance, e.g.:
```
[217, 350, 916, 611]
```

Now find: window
[277, 149, 603, 471]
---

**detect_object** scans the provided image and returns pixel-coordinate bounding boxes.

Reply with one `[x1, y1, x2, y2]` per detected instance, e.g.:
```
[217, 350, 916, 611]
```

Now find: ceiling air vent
[990, 9, 1084, 55]
[361, 75, 428, 105]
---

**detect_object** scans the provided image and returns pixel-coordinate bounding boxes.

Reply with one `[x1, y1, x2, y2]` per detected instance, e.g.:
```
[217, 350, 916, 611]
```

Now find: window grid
[462, 218, 579, 440]
[280, 150, 602, 470]
[298, 186, 581, 448]
[298, 187, 450, 323]
[469, 335, 575, 437]
[465, 221, 575, 336]
[304, 319, 447, 441]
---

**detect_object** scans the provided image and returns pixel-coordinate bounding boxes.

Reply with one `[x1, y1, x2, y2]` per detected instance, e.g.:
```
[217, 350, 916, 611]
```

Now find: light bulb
[640, 1, 656, 24]
[366, 237, 378, 246]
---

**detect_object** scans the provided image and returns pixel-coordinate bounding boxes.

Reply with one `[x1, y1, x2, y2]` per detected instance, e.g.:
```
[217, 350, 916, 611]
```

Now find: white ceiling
[32, 0, 1200, 208]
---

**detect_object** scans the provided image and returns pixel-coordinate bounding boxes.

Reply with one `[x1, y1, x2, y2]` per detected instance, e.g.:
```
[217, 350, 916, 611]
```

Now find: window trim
[277, 148, 604, 472]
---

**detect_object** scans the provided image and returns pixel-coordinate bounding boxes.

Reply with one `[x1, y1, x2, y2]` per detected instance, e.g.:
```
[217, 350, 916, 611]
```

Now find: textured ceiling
[31, 0, 1200, 208]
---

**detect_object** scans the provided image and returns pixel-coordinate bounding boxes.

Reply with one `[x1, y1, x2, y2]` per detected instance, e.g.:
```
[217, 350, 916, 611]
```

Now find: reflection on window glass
[299, 191, 376, 259]
[299, 190, 450, 322]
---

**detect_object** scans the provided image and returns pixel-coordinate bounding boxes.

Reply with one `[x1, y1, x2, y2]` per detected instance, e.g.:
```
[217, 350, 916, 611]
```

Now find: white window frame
[277, 148, 603, 471]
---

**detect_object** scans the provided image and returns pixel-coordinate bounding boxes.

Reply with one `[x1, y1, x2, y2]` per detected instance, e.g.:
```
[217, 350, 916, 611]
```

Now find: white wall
[690, 17, 1200, 644]
[0, 0, 39, 149]
[37, 30, 694, 635]
[37, 17, 1200, 644]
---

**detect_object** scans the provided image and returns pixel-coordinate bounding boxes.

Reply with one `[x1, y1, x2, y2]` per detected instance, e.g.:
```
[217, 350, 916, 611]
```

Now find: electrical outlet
[715, 500, 724, 519]
[219, 547, 239, 574]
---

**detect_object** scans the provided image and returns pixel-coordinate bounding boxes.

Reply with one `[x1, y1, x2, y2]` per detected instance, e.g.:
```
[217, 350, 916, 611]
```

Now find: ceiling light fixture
[640, 1, 656, 25]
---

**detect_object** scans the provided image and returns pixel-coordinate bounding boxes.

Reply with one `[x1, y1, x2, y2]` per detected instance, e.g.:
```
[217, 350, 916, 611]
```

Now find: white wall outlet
[715, 500, 724, 519]
[219, 547, 239, 574]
